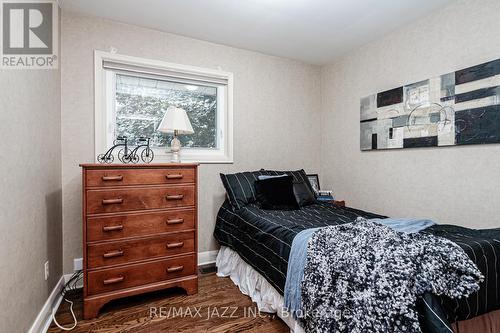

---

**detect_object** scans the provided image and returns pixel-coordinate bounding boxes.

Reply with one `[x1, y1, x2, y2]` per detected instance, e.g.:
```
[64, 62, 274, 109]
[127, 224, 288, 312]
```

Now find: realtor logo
[1, 0, 58, 68]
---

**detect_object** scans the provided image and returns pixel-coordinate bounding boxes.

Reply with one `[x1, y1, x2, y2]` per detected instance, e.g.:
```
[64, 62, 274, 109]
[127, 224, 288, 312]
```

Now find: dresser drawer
[87, 255, 196, 295]
[87, 209, 195, 242]
[87, 232, 195, 269]
[86, 168, 195, 187]
[86, 185, 195, 214]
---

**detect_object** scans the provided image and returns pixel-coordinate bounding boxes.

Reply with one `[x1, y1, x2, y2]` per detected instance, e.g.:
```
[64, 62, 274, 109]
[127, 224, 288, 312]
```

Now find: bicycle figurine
[97, 136, 129, 164]
[97, 136, 154, 164]
[120, 137, 154, 164]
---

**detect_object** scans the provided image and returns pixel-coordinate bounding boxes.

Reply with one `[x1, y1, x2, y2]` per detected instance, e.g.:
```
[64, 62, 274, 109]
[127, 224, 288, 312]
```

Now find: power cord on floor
[51, 270, 83, 331]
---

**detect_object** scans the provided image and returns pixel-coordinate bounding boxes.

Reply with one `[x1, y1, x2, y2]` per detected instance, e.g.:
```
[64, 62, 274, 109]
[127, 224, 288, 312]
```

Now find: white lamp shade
[157, 106, 194, 134]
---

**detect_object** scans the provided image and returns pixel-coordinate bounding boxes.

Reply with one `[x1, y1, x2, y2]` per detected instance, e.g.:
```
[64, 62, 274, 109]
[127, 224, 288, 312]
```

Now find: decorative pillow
[259, 174, 315, 207]
[263, 169, 316, 197]
[293, 181, 316, 207]
[254, 176, 299, 210]
[220, 170, 272, 210]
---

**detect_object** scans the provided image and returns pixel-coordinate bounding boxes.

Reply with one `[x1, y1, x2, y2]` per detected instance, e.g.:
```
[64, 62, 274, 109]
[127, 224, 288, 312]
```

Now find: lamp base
[171, 151, 180, 163]
[170, 136, 181, 163]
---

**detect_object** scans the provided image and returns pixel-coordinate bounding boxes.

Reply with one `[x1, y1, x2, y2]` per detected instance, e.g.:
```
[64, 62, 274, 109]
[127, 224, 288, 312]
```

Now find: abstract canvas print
[360, 58, 500, 150]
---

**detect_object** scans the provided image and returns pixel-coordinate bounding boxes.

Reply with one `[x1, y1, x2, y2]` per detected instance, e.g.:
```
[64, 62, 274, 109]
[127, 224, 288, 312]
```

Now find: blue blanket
[283, 218, 436, 319]
[371, 217, 435, 233]
[283, 227, 319, 318]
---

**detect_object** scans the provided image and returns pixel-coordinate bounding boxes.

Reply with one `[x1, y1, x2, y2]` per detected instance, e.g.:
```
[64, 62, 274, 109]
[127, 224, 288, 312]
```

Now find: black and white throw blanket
[301, 218, 484, 333]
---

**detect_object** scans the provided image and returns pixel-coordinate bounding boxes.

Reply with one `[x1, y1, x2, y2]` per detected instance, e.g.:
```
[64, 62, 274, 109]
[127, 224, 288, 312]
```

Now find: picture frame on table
[306, 174, 320, 195]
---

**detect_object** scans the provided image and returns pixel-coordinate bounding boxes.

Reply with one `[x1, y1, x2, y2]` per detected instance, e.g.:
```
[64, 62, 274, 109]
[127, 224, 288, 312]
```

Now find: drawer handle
[166, 174, 183, 179]
[166, 194, 184, 200]
[102, 225, 123, 232]
[166, 218, 184, 225]
[103, 250, 124, 258]
[167, 265, 184, 273]
[102, 198, 123, 205]
[103, 276, 124, 285]
[166, 241, 184, 249]
[102, 175, 123, 181]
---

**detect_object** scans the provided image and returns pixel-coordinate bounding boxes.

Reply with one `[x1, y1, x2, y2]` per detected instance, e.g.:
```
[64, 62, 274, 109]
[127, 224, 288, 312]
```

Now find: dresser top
[80, 163, 199, 169]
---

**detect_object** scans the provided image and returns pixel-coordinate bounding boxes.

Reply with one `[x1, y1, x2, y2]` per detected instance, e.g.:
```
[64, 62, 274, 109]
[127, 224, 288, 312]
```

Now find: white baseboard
[28, 273, 83, 333]
[198, 250, 219, 266]
[27, 275, 65, 333]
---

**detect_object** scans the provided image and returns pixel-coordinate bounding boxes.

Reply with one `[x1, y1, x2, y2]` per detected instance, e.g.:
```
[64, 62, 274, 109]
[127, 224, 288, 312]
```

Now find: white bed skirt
[216, 246, 305, 333]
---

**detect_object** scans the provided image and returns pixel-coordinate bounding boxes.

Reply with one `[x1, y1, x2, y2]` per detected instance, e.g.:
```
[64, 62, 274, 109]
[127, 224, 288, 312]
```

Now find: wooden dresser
[80, 163, 198, 319]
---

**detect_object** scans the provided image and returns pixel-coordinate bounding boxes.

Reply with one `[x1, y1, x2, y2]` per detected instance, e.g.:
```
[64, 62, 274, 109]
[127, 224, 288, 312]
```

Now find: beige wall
[61, 13, 321, 273]
[320, 0, 500, 228]
[0, 43, 62, 333]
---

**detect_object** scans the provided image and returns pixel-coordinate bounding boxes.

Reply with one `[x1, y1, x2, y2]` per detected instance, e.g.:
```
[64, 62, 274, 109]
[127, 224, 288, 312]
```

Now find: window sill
[151, 153, 233, 165]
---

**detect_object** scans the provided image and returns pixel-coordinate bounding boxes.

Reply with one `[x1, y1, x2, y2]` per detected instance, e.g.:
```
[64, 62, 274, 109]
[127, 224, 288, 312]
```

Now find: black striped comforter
[213, 200, 500, 326]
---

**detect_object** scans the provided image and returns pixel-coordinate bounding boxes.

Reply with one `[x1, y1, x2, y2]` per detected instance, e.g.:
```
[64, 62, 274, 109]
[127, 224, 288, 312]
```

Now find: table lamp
[157, 106, 194, 162]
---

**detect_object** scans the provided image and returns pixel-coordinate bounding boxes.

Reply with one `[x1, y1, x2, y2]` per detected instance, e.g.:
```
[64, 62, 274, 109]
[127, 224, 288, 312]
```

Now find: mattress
[213, 200, 500, 324]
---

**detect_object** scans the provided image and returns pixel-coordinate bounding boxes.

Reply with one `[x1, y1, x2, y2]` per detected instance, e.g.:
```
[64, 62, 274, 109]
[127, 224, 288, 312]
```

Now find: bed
[214, 170, 500, 332]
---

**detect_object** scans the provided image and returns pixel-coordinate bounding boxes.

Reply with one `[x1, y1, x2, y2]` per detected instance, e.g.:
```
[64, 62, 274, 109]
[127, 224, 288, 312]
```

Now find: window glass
[114, 74, 218, 149]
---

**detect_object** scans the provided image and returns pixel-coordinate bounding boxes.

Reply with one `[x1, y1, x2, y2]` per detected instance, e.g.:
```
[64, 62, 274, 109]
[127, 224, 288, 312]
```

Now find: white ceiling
[61, 0, 453, 65]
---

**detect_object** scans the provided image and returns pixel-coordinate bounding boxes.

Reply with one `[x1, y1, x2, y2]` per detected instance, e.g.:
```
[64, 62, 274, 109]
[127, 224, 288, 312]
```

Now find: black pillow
[293, 181, 316, 207]
[220, 170, 272, 210]
[255, 176, 299, 210]
[262, 169, 316, 199]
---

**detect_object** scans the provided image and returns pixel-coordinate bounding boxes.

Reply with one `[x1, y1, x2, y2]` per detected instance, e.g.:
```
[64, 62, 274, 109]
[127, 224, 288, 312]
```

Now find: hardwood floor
[48, 272, 289, 333]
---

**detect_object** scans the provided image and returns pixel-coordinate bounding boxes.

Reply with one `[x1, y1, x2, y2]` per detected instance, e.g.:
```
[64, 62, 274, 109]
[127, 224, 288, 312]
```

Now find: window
[114, 74, 218, 149]
[95, 51, 233, 163]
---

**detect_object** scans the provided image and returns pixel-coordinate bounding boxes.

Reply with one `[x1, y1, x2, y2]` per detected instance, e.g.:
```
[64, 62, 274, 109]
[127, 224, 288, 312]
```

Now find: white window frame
[94, 50, 234, 163]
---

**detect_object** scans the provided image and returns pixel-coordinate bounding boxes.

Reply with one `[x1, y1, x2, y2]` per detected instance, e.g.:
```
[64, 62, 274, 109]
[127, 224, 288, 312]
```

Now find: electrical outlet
[44, 261, 49, 281]
[74, 258, 83, 271]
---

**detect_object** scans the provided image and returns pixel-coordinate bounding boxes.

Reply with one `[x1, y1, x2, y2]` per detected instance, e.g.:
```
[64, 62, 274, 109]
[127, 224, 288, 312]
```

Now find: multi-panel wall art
[360, 58, 500, 150]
